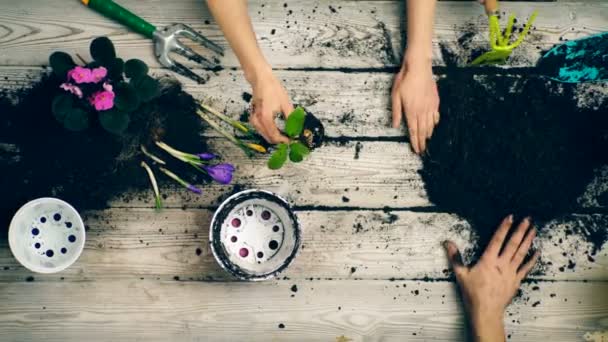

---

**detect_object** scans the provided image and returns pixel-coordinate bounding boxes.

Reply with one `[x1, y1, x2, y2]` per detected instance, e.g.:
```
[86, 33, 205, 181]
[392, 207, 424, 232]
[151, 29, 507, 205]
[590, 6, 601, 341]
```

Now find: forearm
[206, 0, 270, 83]
[404, 0, 436, 66]
[470, 313, 506, 342]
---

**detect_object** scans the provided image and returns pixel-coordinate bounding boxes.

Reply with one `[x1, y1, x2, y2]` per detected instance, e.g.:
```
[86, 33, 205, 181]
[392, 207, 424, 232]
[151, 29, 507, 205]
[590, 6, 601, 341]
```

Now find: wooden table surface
[0, 0, 607, 341]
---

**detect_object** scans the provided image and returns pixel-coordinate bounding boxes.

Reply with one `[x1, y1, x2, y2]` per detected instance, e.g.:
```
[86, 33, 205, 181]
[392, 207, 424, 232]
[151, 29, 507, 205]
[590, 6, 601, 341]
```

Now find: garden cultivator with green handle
[471, 0, 537, 65]
[82, 0, 223, 84]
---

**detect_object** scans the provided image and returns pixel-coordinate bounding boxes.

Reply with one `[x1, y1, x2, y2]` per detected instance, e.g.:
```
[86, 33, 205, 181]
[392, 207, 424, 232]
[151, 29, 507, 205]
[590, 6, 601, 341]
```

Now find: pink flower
[67, 66, 93, 84]
[89, 90, 115, 111]
[60, 83, 83, 99]
[91, 67, 107, 83]
[102, 82, 113, 92]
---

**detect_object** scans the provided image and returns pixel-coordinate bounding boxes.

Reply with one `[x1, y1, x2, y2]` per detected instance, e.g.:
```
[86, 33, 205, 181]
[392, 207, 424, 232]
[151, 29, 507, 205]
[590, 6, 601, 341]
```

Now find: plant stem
[140, 161, 162, 210]
[140, 145, 166, 165]
[158, 167, 203, 194]
[199, 102, 250, 134]
[196, 110, 254, 157]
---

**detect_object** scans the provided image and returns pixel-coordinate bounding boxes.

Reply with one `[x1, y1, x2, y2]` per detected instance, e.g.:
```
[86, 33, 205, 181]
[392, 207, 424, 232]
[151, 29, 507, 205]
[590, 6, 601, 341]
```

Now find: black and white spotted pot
[209, 190, 302, 281]
[8, 198, 85, 273]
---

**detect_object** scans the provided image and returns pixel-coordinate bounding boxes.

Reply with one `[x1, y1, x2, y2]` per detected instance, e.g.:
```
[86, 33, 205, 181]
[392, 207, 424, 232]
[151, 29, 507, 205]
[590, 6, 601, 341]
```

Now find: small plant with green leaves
[197, 103, 322, 170]
[267, 107, 310, 170]
[50, 37, 160, 135]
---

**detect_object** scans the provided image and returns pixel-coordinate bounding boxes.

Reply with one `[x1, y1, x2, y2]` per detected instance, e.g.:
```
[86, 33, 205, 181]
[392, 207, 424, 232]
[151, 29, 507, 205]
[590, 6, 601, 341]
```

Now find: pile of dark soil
[0, 73, 209, 229]
[420, 68, 608, 253]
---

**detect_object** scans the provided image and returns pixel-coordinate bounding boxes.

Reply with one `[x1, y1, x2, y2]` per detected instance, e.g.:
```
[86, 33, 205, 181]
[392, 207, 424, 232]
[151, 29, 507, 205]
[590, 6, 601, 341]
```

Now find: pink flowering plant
[50, 37, 159, 134]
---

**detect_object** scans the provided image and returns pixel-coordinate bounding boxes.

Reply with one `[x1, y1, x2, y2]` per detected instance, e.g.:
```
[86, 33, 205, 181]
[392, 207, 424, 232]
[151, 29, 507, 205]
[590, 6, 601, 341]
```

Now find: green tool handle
[83, 0, 156, 39]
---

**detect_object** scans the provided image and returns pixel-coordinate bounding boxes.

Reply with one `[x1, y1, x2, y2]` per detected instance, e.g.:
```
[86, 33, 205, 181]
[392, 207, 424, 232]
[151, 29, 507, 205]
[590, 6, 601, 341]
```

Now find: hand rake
[471, 0, 537, 66]
[82, 0, 224, 84]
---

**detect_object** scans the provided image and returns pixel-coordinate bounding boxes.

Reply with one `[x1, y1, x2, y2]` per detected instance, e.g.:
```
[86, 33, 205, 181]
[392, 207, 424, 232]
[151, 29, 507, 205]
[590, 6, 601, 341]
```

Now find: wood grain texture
[2, 67, 607, 140]
[0, 279, 605, 342]
[1, 67, 606, 209]
[0, 208, 605, 282]
[0, 1, 606, 69]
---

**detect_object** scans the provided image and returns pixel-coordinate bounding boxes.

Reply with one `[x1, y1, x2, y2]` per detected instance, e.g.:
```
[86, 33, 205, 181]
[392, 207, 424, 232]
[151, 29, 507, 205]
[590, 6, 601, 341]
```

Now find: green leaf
[52, 94, 75, 122]
[99, 108, 130, 134]
[288, 142, 310, 163]
[268, 143, 288, 170]
[107, 58, 125, 81]
[114, 82, 140, 112]
[85, 61, 102, 69]
[90, 37, 116, 64]
[133, 75, 159, 102]
[62, 108, 90, 131]
[285, 106, 306, 138]
[49, 52, 76, 79]
[124, 59, 149, 81]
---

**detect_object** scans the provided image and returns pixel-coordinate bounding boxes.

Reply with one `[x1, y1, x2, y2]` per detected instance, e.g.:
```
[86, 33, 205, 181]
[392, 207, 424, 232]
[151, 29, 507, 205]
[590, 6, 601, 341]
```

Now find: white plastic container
[209, 190, 301, 281]
[8, 198, 85, 273]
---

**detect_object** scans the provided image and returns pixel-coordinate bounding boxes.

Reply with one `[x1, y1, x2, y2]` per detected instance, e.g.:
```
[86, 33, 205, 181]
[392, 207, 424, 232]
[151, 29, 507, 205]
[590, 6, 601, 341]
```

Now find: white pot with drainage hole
[8, 198, 85, 274]
[209, 190, 302, 281]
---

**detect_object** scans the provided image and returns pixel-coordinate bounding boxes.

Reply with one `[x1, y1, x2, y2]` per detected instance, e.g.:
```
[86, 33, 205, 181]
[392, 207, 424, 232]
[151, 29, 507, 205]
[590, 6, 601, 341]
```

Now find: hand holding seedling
[206, 0, 294, 144]
[392, 0, 440, 154]
[249, 68, 295, 144]
[444, 215, 539, 342]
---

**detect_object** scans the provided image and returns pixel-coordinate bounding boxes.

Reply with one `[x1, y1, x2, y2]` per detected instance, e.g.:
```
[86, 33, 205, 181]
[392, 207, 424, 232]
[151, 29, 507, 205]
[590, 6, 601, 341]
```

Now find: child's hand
[443, 215, 540, 342]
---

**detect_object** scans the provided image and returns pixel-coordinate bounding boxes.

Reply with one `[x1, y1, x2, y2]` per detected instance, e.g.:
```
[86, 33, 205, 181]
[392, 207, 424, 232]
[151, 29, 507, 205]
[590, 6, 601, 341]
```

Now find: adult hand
[391, 57, 440, 154]
[443, 215, 540, 342]
[248, 66, 294, 144]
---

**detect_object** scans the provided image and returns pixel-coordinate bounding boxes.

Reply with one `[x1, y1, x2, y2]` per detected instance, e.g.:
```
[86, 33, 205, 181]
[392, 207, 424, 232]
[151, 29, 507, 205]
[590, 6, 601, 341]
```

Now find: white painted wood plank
[3, 67, 607, 140]
[0, 66, 403, 138]
[0, 279, 605, 342]
[0, 209, 605, 281]
[0, 1, 605, 68]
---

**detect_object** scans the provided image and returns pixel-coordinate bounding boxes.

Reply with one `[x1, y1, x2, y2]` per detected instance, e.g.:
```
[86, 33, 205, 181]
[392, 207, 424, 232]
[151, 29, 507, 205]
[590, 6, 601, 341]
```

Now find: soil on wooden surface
[0, 74, 209, 231]
[421, 60, 608, 256]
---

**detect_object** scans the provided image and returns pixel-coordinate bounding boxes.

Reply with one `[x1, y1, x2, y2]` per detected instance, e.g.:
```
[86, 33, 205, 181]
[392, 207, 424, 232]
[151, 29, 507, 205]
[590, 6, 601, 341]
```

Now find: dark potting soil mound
[0, 73, 209, 230]
[420, 69, 608, 253]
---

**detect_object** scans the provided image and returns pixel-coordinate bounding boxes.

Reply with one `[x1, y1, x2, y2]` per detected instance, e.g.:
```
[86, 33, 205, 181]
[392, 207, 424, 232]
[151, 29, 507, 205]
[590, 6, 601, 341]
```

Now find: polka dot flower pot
[9, 198, 85, 274]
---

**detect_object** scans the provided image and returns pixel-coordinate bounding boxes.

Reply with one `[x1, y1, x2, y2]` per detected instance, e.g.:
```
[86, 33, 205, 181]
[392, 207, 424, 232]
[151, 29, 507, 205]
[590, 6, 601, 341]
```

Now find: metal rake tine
[170, 60, 210, 84]
[180, 26, 224, 56]
[174, 41, 218, 69]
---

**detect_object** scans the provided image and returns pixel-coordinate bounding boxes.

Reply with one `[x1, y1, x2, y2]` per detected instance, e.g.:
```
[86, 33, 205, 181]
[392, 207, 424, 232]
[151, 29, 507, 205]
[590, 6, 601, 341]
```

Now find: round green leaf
[268, 143, 288, 170]
[125, 59, 149, 81]
[52, 94, 75, 122]
[90, 37, 116, 64]
[288, 141, 310, 163]
[107, 58, 125, 81]
[114, 82, 140, 112]
[63, 108, 90, 132]
[99, 108, 130, 135]
[285, 106, 306, 138]
[133, 75, 160, 102]
[49, 52, 76, 80]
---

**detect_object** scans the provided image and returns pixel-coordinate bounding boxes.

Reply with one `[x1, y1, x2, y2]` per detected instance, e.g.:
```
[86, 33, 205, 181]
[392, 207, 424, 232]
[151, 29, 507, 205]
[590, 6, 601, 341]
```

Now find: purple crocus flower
[204, 163, 235, 185]
[187, 184, 203, 194]
[197, 153, 217, 161]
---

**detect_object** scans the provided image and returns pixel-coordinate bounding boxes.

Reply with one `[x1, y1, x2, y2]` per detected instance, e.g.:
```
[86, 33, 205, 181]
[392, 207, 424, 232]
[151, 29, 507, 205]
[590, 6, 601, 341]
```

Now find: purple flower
[60, 83, 83, 98]
[187, 184, 203, 194]
[204, 163, 235, 185]
[197, 153, 217, 161]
